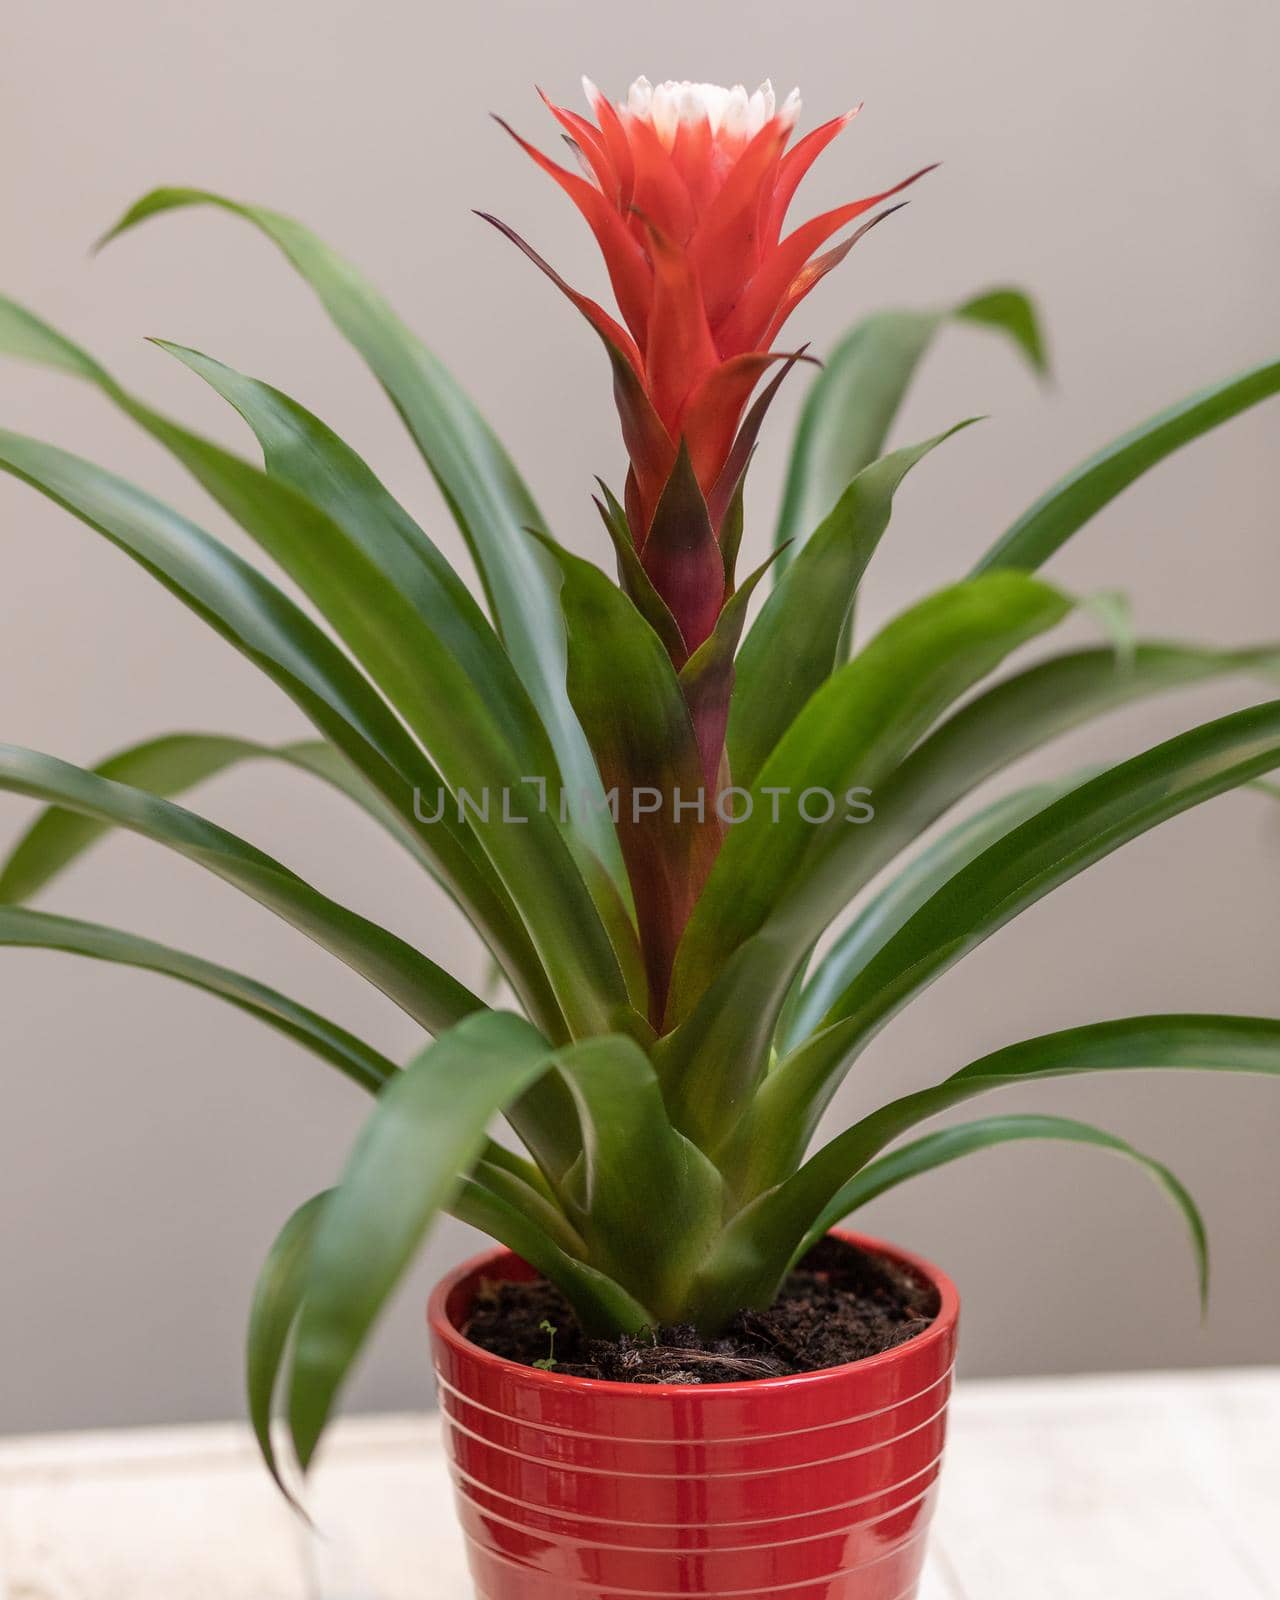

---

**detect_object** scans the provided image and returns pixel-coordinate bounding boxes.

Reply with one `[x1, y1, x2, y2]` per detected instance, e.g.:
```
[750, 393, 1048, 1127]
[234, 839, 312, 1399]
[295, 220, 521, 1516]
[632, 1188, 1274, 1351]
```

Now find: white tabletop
[2, 1368, 1277, 1598]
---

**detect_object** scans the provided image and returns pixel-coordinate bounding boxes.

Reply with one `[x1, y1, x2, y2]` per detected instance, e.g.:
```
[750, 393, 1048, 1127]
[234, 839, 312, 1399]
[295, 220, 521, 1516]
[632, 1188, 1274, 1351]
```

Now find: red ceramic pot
[428, 1230, 959, 1600]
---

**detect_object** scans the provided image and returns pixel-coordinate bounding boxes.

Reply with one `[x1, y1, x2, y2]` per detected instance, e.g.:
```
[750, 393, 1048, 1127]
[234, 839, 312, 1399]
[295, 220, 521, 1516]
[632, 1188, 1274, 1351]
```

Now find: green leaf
[0, 733, 273, 903]
[247, 740, 478, 883]
[254, 1171, 646, 1505]
[776, 635, 1268, 1052]
[0, 302, 623, 1038]
[288, 1011, 553, 1468]
[0, 425, 537, 995]
[155, 341, 561, 788]
[731, 424, 977, 788]
[0, 906, 396, 1094]
[664, 578, 1077, 1145]
[695, 1015, 1280, 1323]
[469, 1150, 586, 1259]
[756, 699, 1280, 1176]
[799, 1113, 1208, 1309]
[0, 744, 482, 1035]
[674, 574, 1073, 1022]
[134, 436, 622, 1038]
[956, 289, 1050, 374]
[771, 641, 1280, 1056]
[540, 534, 718, 1025]
[874, 640, 1280, 846]
[659, 577, 1074, 1144]
[449, 1177, 653, 1336]
[774, 291, 1046, 571]
[138, 352, 623, 1034]
[0, 732, 424, 906]
[95, 188, 623, 884]
[975, 358, 1280, 574]
[787, 773, 1096, 1048]
[556, 1035, 726, 1321]
[247, 1190, 332, 1503]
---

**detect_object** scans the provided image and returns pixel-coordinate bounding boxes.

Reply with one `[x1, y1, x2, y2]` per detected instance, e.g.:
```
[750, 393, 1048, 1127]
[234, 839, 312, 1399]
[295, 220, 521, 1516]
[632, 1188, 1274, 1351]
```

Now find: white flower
[607, 77, 801, 147]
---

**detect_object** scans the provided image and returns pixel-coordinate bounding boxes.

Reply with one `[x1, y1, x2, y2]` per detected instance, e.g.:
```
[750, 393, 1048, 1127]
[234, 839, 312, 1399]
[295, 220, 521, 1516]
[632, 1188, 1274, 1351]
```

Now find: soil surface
[463, 1236, 938, 1384]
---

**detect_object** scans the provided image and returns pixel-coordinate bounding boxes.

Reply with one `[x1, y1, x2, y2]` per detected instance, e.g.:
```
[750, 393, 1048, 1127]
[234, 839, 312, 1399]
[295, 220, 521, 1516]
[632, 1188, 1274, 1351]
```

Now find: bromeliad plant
[3, 76, 1280, 1489]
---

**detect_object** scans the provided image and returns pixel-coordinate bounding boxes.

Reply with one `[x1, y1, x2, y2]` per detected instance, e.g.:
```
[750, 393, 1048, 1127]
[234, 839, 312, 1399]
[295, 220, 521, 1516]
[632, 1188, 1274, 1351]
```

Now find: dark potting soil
[463, 1236, 938, 1384]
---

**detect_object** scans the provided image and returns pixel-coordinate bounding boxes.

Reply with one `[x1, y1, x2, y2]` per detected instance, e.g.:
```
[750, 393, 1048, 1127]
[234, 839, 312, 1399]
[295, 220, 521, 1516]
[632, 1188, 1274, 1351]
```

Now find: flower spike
[487, 76, 933, 841]
[493, 78, 928, 568]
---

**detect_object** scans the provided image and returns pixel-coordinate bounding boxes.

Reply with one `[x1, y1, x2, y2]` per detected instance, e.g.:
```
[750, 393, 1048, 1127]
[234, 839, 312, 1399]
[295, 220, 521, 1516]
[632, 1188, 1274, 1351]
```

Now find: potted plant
[2, 73, 1278, 1599]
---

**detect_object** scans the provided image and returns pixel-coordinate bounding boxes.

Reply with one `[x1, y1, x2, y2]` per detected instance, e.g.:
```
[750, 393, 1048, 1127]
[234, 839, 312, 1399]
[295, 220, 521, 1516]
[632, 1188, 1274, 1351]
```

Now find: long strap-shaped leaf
[0, 734, 288, 902]
[774, 290, 1046, 570]
[153, 341, 560, 793]
[693, 1016, 1280, 1324]
[448, 1178, 652, 1334]
[731, 424, 976, 789]
[0, 905, 398, 1093]
[671, 574, 1073, 1018]
[880, 642, 1280, 833]
[0, 304, 626, 1038]
[770, 640, 1280, 1063]
[2, 899, 582, 1291]
[142, 429, 622, 1037]
[0, 745, 482, 1034]
[681, 639, 1277, 1157]
[246, 1190, 333, 1505]
[770, 640, 1279, 1053]
[247, 1174, 636, 1500]
[786, 772, 1098, 1047]
[541, 535, 718, 1024]
[288, 1011, 555, 1468]
[124, 381, 626, 1035]
[469, 1153, 586, 1258]
[799, 1112, 1209, 1303]
[749, 699, 1280, 1182]
[973, 358, 1280, 574]
[0, 428, 545, 1010]
[0, 733, 443, 905]
[557, 1036, 726, 1322]
[94, 188, 622, 882]
[658, 576, 1072, 1145]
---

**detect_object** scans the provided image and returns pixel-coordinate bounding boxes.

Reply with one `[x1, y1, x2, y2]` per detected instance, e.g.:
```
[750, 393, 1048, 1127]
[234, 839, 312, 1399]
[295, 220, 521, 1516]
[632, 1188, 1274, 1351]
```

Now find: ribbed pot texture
[428, 1230, 960, 1600]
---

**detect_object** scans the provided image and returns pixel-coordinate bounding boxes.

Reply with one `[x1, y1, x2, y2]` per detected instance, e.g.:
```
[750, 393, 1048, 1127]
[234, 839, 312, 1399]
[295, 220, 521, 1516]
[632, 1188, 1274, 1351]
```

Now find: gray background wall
[2, 0, 1277, 1433]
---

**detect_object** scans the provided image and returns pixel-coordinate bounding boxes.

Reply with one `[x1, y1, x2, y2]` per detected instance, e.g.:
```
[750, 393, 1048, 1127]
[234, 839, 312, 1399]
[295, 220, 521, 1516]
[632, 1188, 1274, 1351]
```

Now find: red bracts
[489, 78, 932, 658]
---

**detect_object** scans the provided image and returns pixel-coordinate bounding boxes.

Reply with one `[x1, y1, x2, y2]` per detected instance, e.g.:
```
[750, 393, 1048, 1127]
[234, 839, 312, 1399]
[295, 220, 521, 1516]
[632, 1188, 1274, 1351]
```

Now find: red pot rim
[428, 1228, 959, 1401]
